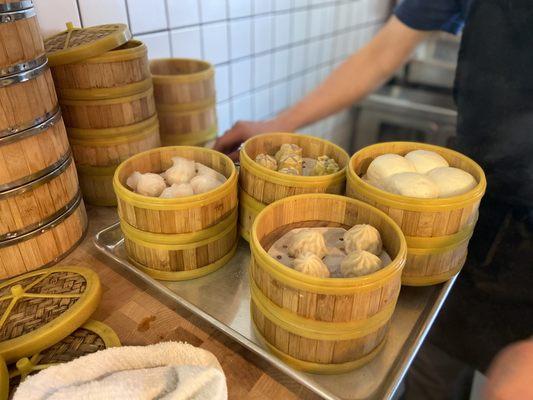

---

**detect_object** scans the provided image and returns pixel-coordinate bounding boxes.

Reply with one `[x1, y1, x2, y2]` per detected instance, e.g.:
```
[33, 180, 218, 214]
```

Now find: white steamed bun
[427, 167, 477, 198]
[159, 183, 194, 198]
[343, 224, 382, 255]
[126, 171, 142, 191]
[366, 154, 415, 187]
[385, 172, 440, 199]
[136, 173, 166, 197]
[404, 150, 449, 174]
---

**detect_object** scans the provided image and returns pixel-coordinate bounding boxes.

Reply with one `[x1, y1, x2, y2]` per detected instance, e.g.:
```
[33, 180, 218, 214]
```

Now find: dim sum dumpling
[126, 171, 142, 191]
[293, 253, 330, 278]
[162, 156, 196, 185]
[275, 143, 303, 161]
[159, 183, 194, 198]
[195, 162, 226, 182]
[278, 153, 302, 173]
[366, 154, 415, 186]
[404, 150, 449, 174]
[384, 172, 439, 199]
[427, 167, 477, 198]
[190, 174, 223, 194]
[288, 230, 328, 259]
[340, 250, 383, 277]
[278, 166, 300, 175]
[344, 224, 382, 255]
[255, 153, 278, 170]
[313, 155, 340, 176]
[136, 173, 167, 197]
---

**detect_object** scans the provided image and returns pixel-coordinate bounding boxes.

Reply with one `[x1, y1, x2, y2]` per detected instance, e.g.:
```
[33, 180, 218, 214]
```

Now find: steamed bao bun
[404, 150, 449, 174]
[366, 154, 415, 187]
[385, 172, 439, 199]
[427, 167, 477, 197]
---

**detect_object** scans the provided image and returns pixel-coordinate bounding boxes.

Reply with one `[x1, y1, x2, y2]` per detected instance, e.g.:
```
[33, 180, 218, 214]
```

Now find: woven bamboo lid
[0, 266, 102, 364]
[8, 320, 120, 395]
[44, 22, 132, 66]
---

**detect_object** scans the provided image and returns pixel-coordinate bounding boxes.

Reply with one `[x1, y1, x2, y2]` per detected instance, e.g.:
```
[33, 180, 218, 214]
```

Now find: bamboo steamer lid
[0, 266, 101, 364]
[8, 320, 120, 395]
[44, 22, 132, 67]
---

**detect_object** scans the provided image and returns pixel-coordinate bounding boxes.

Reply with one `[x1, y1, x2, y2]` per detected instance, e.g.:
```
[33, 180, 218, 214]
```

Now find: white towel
[13, 341, 227, 400]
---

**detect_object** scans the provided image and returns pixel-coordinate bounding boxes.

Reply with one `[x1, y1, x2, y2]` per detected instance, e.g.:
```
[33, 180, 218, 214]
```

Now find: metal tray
[95, 222, 456, 400]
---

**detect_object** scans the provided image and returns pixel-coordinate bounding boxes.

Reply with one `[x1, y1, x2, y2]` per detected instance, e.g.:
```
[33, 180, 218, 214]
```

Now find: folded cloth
[13, 341, 227, 400]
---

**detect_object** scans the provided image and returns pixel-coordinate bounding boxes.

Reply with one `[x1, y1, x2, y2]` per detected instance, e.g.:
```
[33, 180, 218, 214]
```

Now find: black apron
[428, 0, 533, 371]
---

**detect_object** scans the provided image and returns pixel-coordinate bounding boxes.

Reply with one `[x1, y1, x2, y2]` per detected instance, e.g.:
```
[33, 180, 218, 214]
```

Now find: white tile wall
[33, 0, 393, 142]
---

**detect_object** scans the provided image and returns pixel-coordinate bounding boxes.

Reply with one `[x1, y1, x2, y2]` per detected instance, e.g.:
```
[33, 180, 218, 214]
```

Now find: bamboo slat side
[0, 16, 44, 73]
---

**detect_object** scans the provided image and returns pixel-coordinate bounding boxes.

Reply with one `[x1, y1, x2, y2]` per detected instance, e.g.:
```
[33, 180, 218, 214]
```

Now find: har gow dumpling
[340, 250, 383, 277]
[344, 224, 382, 255]
[190, 174, 223, 194]
[126, 171, 142, 191]
[404, 150, 449, 174]
[293, 253, 330, 278]
[384, 172, 439, 199]
[288, 230, 328, 259]
[163, 156, 196, 185]
[195, 162, 226, 182]
[159, 183, 194, 198]
[366, 154, 415, 186]
[136, 173, 166, 197]
[427, 167, 477, 198]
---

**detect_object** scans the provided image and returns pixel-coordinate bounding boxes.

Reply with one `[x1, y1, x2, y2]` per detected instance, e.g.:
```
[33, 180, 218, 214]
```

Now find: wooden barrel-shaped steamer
[346, 142, 486, 286]
[50, 40, 149, 94]
[0, 110, 69, 190]
[59, 78, 155, 129]
[0, 2, 45, 77]
[0, 60, 58, 136]
[239, 132, 350, 241]
[250, 194, 407, 373]
[150, 58, 217, 146]
[0, 193, 87, 279]
[113, 146, 238, 280]
[0, 155, 79, 240]
[76, 164, 117, 207]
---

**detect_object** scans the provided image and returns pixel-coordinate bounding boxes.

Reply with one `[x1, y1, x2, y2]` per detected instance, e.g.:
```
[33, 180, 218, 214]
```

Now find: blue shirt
[394, 0, 473, 34]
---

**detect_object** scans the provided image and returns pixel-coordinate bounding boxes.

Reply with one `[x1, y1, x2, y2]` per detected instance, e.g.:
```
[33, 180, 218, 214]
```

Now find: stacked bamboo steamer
[44, 23, 161, 206]
[0, 1, 87, 280]
[239, 132, 350, 241]
[346, 142, 486, 286]
[113, 146, 238, 281]
[249, 194, 407, 373]
[150, 59, 217, 147]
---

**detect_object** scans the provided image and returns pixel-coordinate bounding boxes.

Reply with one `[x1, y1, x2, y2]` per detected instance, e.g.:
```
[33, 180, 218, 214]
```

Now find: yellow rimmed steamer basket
[346, 142, 486, 286]
[249, 194, 407, 373]
[113, 146, 238, 280]
[239, 132, 350, 241]
[150, 58, 217, 146]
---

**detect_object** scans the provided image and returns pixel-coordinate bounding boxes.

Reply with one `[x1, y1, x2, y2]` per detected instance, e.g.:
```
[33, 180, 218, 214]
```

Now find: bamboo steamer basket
[76, 164, 118, 206]
[250, 194, 407, 373]
[121, 208, 238, 280]
[59, 79, 156, 129]
[346, 141, 486, 286]
[113, 146, 238, 233]
[157, 103, 217, 146]
[50, 40, 149, 94]
[0, 265, 101, 363]
[239, 187, 264, 242]
[0, 194, 87, 279]
[0, 155, 79, 240]
[0, 2, 45, 78]
[0, 356, 5, 400]
[0, 110, 69, 191]
[0, 60, 58, 136]
[239, 132, 350, 240]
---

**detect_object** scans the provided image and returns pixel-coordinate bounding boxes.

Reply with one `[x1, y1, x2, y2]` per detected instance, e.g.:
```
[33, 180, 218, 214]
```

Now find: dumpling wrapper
[384, 172, 440, 199]
[159, 183, 194, 198]
[195, 162, 226, 182]
[404, 149, 449, 174]
[427, 167, 477, 198]
[190, 174, 223, 194]
[136, 173, 167, 197]
[288, 229, 328, 259]
[343, 224, 382, 255]
[163, 157, 196, 185]
[293, 253, 330, 278]
[340, 250, 383, 277]
[126, 171, 142, 191]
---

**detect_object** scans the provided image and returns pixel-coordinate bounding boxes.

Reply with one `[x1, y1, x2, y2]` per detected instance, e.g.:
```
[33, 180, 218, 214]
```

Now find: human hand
[484, 339, 533, 400]
[214, 119, 288, 161]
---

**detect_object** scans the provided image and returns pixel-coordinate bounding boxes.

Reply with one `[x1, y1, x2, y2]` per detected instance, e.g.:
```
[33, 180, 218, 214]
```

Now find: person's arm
[215, 16, 430, 159]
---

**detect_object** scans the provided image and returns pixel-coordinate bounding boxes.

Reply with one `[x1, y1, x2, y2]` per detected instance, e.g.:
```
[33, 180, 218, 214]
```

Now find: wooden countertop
[62, 204, 320, 400]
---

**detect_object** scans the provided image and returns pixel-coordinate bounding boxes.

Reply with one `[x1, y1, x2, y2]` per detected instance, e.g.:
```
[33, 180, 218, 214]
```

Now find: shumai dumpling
[404, 150, 449, 174]
[159, 183, 194, 198]
[427, 167, 477, 198]
[255, 153, 278, 171]
[136, 173, 167, 197]
[278, 153, 302, 173]
[313, 155, 340, 176]
[384, 172, 440, 199]
[126, 171, 142, 191]
[275, 143, 303, 161]
[293, 253, 330, 278]
[340, 250, 383, 277]
[195, 162, 226, 182]
[163, 156, 196, 185]
[190, 174, 223, 194]
[278, 166, 300, 175]
[344, 224, 382, 255]
[288, 230, 328, 259]
[366, 154, 415, 187]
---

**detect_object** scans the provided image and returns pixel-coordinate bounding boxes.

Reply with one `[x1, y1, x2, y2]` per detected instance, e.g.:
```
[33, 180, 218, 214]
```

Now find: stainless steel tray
[95, 222, 456, 400]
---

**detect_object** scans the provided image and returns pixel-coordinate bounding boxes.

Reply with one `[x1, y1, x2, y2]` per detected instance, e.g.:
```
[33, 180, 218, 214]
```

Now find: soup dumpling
[293, 253, 330, 278]
[340, 250, 383, 277]
[384, 172, 440, 199]
[427, 167, 477, 198]
[404, 150, 449, 174]
[288, 229, 328, 259]
[344, 224, 382, 255]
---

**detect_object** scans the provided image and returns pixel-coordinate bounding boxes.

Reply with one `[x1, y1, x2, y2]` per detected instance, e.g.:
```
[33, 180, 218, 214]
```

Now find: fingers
[214, 123, 244, 153]
[227, 150, 240, 162]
